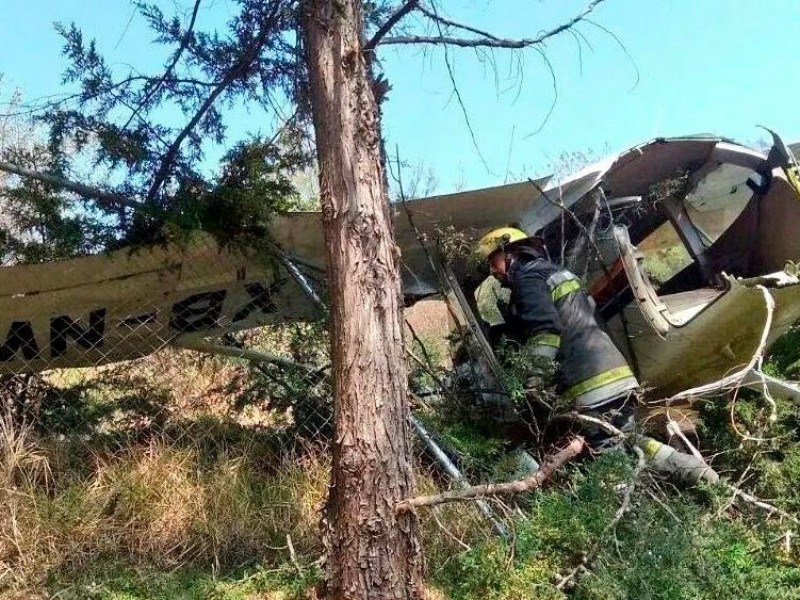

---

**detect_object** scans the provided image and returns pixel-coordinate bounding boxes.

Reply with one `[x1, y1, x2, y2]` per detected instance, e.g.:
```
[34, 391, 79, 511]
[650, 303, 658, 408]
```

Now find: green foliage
[415, 412, 509, 483]
[494, 337, 559, 410]
[13, 0, 403, 258]
[47, 563, 321, 600]
[0, 2, 332, 260]
[764, 324, 800, 379]
[575, 500, 800, 600]
[0, 108, 114, 264]
[119, 138, 304, 249]
[431, 452, 631, 599]
[431, 450, 800, 600]
[641, 243, 692, 287]
[228, 324, 333, 439]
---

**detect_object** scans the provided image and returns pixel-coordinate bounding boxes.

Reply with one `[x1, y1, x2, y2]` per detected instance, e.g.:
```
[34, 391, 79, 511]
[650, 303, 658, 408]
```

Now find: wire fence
[0, 229, 518, 591]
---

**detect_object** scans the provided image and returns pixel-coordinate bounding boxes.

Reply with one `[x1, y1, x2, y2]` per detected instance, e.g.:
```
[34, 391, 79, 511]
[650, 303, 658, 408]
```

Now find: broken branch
[561, 411, 625, 437]
[730, 487, 799, 524]
[396, 436, 584, 511]
[0, 160, 135, 210]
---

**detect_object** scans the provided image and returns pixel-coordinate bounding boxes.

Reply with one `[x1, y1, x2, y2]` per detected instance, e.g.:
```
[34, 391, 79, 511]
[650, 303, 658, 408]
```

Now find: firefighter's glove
[522, 356, 557, 392]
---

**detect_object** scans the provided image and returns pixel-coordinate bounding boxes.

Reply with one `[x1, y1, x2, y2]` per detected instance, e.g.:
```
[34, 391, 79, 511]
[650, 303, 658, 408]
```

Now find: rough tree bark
[302, 2, 424, 599]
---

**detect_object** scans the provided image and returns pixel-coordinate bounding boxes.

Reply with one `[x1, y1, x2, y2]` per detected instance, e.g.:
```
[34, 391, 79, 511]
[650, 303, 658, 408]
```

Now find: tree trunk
[302, 2, 424, 599]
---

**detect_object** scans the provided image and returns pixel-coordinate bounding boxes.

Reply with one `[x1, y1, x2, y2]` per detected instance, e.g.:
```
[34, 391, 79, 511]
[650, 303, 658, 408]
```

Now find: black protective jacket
[504, 249, 639, 409]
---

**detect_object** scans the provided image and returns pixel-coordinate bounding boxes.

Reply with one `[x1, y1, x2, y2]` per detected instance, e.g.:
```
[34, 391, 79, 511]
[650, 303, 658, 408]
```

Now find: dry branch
[731, 488, 799, 524]
[414, 4, 501, 42]
[380, 0, 605, 48]
[0, 160, 135, 210]
[396, 436, 584, 511]
[530, 179, 612, 280]
[286, 534, 302, 575]
[561, 411, 625, 437]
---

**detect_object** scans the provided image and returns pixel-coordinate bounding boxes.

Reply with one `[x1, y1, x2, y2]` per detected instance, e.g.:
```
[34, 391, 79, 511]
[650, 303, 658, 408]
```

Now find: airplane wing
[0, 233, 318, 373]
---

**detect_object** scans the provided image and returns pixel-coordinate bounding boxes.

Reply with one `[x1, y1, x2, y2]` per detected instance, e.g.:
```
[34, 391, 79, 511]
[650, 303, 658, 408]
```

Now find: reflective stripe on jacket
[505, 249, 639, 409]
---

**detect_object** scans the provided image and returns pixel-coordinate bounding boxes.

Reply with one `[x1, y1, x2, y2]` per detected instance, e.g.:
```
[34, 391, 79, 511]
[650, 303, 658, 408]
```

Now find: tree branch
[364, 0, 421, 51]
[426, 2, 492, 173]
[415, 3, 501, 41]
[380, 0, 605, 48]
[396, 436, 584, 511]
[122, 0, 203, 131]
[730, 488, 799, 524]
[145, 8, 277, 202]
[0, 160, 135, 210]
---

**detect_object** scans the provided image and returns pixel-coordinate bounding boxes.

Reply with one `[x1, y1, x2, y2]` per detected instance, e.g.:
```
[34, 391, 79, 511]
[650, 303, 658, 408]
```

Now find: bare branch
[396, 437, 584, 511]
[364, 0, 421, 51]
[380, 0, 606, 48]
[415, 4, 501, 41]
[0, 160, 135, 210]
[429, 2, 492, 174]
[122, 0, 204, 131]
[584, 18, 640, 92]
[526, 47, 558, 137]
[561, 411, 625, 438]
[731, 488, 799, 524]
[529, 179, 612, 279]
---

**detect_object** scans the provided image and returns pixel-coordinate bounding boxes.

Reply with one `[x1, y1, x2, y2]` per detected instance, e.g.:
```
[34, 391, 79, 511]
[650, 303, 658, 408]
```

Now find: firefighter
[475, 226, 720, 483]
[476, 226, 639, 439]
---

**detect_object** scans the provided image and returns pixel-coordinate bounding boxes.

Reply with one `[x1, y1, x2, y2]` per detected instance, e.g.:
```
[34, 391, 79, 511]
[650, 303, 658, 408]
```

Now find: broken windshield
[684, 164, 760, 247]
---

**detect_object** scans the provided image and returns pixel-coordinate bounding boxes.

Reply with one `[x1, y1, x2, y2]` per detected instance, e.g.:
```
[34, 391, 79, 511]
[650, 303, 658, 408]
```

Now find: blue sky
[1, 0, 799, 193]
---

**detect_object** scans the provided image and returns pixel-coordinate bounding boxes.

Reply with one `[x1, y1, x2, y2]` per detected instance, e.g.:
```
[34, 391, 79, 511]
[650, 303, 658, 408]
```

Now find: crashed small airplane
[390, 131, 800, 401]
[1, 132, 799, 403]
[465, 132, 800, 400]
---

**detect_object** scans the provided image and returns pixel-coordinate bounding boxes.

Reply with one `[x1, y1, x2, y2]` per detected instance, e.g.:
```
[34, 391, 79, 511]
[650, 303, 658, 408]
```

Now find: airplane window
[684, 165, 758, 246]
[638, 221, 694, 289]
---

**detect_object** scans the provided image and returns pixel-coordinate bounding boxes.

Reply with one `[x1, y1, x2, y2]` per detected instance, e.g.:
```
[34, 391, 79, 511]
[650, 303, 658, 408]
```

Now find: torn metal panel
[607, 274, 800, 397]
[743, 369, 800, 401]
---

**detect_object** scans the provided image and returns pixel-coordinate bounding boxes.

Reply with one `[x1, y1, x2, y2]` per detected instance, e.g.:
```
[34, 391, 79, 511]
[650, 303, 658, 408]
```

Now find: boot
[635, 436, 719, 485]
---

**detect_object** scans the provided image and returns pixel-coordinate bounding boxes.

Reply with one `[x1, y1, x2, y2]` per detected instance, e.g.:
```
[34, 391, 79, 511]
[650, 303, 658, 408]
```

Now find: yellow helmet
[475, 227, 529, 259]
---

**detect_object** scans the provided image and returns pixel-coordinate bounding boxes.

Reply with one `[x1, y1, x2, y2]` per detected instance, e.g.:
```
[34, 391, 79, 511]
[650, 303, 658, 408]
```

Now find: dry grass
[0, 342, 483, 597]
[0, 404, 483, 597]
[0, 409, 330, 595]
